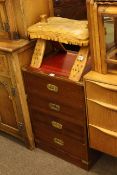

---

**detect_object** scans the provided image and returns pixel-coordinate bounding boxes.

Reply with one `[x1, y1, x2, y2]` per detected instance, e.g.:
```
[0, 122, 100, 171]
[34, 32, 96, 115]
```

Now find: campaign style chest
[22, 53, 100, 169]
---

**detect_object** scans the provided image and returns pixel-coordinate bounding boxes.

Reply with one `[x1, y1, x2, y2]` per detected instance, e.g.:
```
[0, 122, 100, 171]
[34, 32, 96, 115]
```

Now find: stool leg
[30, 39, 46, 68]
[69, 46, 89, 82]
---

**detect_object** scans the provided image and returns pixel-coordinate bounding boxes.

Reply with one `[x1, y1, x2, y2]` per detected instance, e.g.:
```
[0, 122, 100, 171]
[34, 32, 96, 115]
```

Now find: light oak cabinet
[0, 0, 53, 39]
[0, 39, 35, 149]
[84, 71, 117, 157]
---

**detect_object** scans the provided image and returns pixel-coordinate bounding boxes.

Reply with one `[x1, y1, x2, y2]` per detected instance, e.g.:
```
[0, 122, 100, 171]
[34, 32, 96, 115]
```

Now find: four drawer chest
[22, 53, 100, 170]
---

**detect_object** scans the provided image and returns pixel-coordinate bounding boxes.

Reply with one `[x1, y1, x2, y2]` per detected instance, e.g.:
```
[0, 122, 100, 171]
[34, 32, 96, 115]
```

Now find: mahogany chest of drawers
[53, 0, 87, 19]
[22, 54, 100, 170]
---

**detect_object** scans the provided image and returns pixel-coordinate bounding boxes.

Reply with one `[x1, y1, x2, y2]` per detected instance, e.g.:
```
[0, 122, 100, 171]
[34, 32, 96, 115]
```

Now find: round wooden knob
[40, 14, 47, 22]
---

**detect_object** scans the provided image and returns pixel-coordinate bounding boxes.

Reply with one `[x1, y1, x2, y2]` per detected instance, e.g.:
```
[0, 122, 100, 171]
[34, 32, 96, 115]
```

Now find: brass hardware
[51, 121, 62, 129]
[49, 103, 60, 111]
[17, 122, 24, 131]
[47, 84, 58, 93]
[8, 95, 12, 100]
[11, 87, 16, 97]
[53, 138, 64, 146]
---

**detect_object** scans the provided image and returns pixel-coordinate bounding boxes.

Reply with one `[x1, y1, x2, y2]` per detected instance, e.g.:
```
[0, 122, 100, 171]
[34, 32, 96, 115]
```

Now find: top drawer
[85, 80, 117, 106]
[23, 70, 85, 108]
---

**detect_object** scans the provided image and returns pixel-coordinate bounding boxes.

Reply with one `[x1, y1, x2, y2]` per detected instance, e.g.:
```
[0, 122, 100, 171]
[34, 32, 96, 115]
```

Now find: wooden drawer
[33, 121, 88, 161]
[87, 100, 117, 132]
[86, 80, 117, 106]
[0, 54, 9, 76]
[30, 108, 86, 143]
[28, 94, 85, 125]
[23, 70, 85, 109]
[89, 125, 117, 157]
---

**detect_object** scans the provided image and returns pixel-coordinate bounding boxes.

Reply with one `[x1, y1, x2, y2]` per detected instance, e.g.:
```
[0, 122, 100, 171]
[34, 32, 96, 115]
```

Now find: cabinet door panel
[0, 77, 17, 128]
[0, 1, 9, 39]
[0, 54, 9, 76]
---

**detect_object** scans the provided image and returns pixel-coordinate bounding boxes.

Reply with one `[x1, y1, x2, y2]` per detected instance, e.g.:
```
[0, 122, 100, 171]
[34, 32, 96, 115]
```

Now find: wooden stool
[28, 15, 89, 82]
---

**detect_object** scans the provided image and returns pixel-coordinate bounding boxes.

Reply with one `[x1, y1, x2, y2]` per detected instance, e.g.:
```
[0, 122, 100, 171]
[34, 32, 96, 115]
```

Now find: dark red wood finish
[53, 0, 87, 20]
[22, 52, 100, 170]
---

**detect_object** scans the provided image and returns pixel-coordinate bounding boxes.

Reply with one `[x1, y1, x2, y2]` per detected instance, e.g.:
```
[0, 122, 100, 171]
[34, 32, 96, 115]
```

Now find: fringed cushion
[28, 17, 89, 46]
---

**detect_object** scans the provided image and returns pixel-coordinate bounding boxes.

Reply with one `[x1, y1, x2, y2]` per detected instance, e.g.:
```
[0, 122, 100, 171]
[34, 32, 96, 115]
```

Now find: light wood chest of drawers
[84, 71, 117, 157]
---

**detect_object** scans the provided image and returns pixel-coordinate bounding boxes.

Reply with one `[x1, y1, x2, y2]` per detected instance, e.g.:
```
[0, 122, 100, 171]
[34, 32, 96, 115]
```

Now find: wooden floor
[0, 132, 117, 175]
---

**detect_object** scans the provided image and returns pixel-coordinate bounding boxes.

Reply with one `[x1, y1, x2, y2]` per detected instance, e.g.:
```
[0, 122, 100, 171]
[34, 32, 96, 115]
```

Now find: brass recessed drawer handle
[47, 84, 58, 93]
[53, 138, 64, 146]
[49, 103, 60, 112]
[51, 121, 63, 129]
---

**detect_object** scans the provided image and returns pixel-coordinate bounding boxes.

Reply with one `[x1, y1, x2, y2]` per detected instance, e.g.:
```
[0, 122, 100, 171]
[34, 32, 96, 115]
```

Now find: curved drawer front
[89, 125, 117, 157]
[86, 80, 117, 106]
[30, 108, 86, 143]
[33, 121, 88, 160]
[87, 100, 117, 132]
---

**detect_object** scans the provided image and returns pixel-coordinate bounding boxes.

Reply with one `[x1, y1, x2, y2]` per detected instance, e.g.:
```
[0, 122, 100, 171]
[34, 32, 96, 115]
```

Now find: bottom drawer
[89, 125, 117, 157]
[33, 122, 88, 161]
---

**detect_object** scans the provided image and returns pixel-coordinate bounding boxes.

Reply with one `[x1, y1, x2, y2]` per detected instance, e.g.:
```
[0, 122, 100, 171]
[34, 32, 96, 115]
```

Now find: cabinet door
[0, 0, 18, 39]
[0, 0, 10, 39]
[0, 76, 22, 138]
